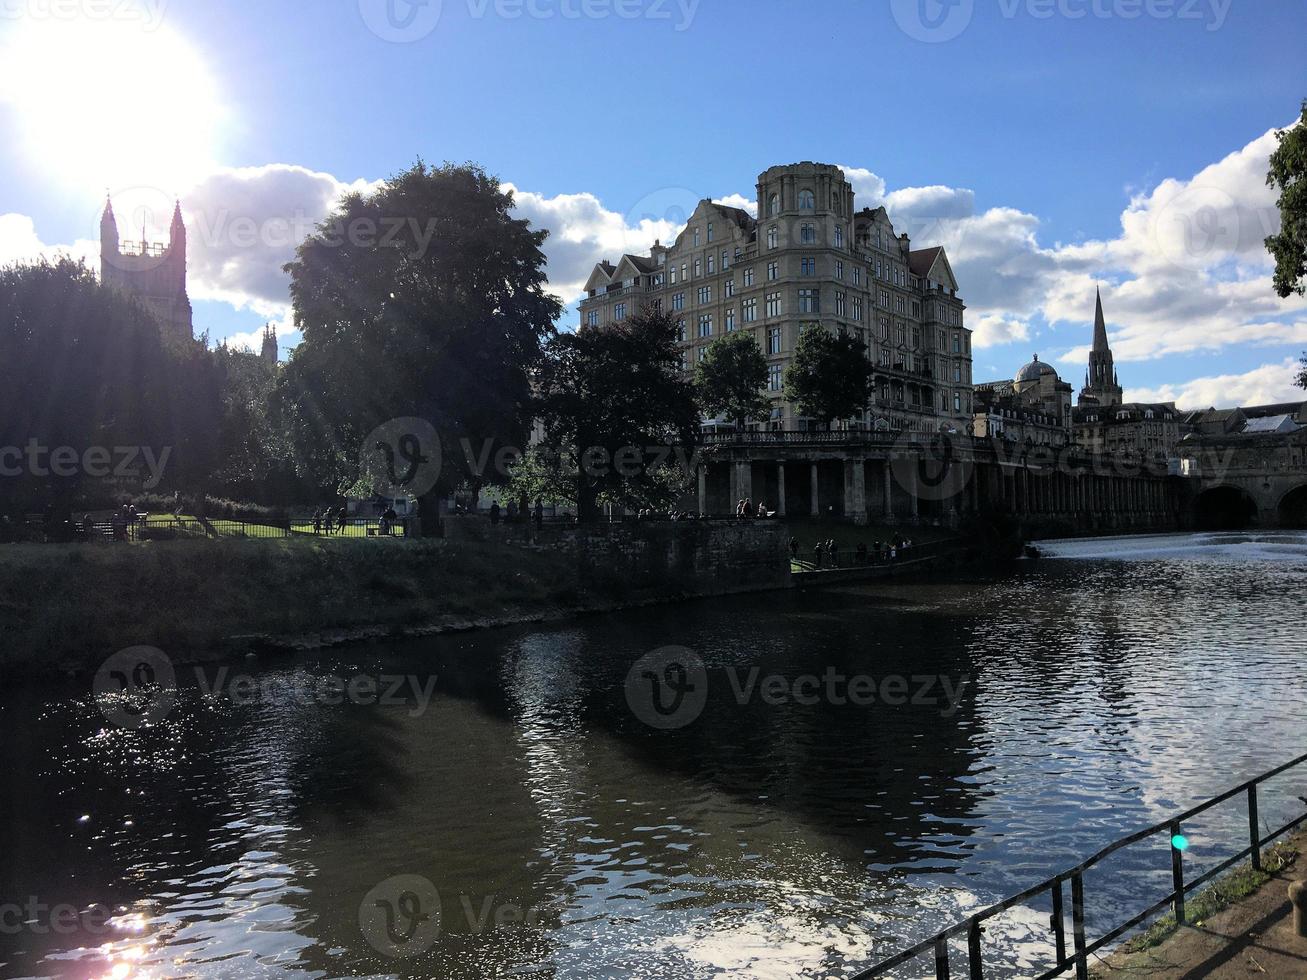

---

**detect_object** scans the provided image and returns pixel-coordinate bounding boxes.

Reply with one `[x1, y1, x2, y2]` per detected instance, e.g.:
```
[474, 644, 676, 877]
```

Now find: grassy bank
[0, 537, 607, 673]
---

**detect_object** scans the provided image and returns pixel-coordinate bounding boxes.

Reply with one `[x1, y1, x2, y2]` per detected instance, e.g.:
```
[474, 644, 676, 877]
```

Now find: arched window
[767, 193, 779, 217]
[798, 189, 815, 210]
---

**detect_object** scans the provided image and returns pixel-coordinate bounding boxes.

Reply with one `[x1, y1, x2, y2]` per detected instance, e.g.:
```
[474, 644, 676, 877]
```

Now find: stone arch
[1194, 484, 1258, 530]
[1277, 484, 1307, 529]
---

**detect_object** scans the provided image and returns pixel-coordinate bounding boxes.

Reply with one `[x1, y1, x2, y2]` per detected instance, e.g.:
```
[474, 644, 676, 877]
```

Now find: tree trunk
[417, 490, 444, 537]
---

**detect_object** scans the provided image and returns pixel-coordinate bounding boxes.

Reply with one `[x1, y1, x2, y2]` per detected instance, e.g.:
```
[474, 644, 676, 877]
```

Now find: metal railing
[851, 751, 1307, 980]
[21, 515, 408, 542]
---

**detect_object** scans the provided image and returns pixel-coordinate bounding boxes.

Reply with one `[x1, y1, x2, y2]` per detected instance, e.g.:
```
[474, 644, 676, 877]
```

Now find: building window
[767, 326, 782, 355]
[836, 260, 844, 280]
[706, 254, 714, 274]
[699, 314, 712, 338]
[724, 279, 735, 298]
[615, 303, 626, 321]
[835, 291, 846, 317]
[954, 392, 962, 412]
[672, 292, 685, 311]
[725, 308, 736, 332]
[798, 288, 820, 314]
[798, 189, 815, 210]
[677, 319, 686, 341]
[743, 297, 758, 323]
[953, 364, 962, 383]
[768, 193, 779, 217]
[692, 226, 700, 247]
[853, 267, 862, 286]
[707, 222, 714, 243]
[952, 332, 961, 353]
[586, 310, 598, 327]
[801, 224, 816, 244]
[879, 315, 890, 339]
[834, 225, 844, 248]
[680, 351, 688, 372]
[743, 267, 755, 287]
[852, 296, 863, 321]
[697, 286, 711, 305]
[721, 249, 730, 270]
[767, 261, 779, 281]
[669, 266, 677, 285]
[768, 363, 783, 391]
[912, 327, 920, 348]
[693, 258, 702, 277]
[800, 257, 815, 276]
[765, 291, 782, 318]
[767, 226, 778, 249]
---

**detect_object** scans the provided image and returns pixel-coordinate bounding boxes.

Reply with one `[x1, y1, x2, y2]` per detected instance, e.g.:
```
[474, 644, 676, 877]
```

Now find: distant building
[99, 195, 193, 341]
[973, 354, 1073, 447]
[577, 162, 973, 434]
[1183, 402, 1307, 437]
[260, 323, 279, 366]
[1070, 289, 1181, 459]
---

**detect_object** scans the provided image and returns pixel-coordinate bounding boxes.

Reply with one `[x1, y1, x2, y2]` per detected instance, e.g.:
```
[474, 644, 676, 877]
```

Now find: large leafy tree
[0, 258, 220, 514]
[278, 162, 561, 530]
[1267, 100, 1307, 301]
[783, 324, 875, 428]
[534, 307, 699, 521]
[695, 330, 770, 429]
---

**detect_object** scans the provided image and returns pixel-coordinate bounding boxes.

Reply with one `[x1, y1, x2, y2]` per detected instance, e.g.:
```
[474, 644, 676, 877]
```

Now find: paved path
[1096, 836, 1307, 979]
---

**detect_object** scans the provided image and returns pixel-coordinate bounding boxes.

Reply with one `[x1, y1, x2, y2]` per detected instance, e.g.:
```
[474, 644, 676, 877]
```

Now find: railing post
[1248, 785, 1262, 872]
[1051, 878, 1066, 965]
[935, 936, 950, 980]
[1071, 871, 1088, 980]
[967, 918, 983, 980]
[1170, 820, 1186, 924]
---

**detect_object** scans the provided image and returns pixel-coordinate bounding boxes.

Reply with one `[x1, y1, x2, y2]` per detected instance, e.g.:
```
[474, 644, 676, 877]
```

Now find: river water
[3, 531, 1307, 979]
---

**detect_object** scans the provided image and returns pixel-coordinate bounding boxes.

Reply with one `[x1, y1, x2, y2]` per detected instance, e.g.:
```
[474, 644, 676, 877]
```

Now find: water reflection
[2, 531, 1306, 978]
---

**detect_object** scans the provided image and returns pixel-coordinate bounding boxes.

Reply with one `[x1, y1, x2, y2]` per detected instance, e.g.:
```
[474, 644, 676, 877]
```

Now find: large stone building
[578, 162, 973, 434]
[1071, 289, 1182, 459]
[100, 195, 194, 341]
[972, 354, 1074, 447]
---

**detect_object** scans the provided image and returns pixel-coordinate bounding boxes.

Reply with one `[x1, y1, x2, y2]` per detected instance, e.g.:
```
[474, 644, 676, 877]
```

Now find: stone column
[883, 462, 894, 521]
[810, 463, 820, 517]
[777, 463, 787, 517]
[698, 465, 708, 516]
[845, 460, 867, 525]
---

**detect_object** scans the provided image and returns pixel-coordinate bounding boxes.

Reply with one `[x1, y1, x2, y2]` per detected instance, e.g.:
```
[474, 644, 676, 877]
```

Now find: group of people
[489, 494, 545, 532]
[311, 506, 348, 535]
[793, 535, 915, 569]
[734, 498, 774, 519]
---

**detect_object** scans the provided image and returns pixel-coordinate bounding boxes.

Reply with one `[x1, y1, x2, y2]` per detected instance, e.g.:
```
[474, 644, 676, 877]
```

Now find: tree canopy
[533, 307, 699, 521]
[695, 330, 770, 429]
[783, 324, 875, 428]
[278, 161, 561, 528]
[1267, 100, 1307, 301]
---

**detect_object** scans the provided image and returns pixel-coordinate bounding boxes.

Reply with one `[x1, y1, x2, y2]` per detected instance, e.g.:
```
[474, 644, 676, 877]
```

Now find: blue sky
[1, 0, 1305, 407]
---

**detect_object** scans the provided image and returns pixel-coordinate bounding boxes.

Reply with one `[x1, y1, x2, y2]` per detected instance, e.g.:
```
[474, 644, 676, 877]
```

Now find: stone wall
[444, 517, 791, 597]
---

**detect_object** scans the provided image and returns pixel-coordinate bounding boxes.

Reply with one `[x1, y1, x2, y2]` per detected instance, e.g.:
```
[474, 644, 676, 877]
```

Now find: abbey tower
[99, 196, 194, 341]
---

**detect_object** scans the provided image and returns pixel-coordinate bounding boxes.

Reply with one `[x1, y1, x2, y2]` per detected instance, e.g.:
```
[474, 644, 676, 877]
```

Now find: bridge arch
[1278, 484, 1307, 529]
[1194, 484, 1259, 530]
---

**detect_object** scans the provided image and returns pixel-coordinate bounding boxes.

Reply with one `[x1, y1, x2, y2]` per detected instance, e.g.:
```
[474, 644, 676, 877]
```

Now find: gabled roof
[612, 254, 654, 280]
[582, 261, 615, 294]
[908, 246, 959, 292]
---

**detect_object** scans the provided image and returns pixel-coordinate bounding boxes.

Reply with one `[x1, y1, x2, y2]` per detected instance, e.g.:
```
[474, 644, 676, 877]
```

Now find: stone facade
[578, 162, 973, 434]
[100, 196, 193, 341]
[973, 355, 1073, 447]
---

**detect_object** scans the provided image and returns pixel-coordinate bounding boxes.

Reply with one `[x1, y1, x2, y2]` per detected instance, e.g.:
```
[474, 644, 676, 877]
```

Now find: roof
[907, 246, 943, 278]
[1242, 415, 1301, 434]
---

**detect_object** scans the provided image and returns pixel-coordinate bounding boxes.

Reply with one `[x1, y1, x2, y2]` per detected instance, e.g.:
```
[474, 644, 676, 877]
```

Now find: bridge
[1176, 427, 1307, 529]
[695, 431, 1178, 533]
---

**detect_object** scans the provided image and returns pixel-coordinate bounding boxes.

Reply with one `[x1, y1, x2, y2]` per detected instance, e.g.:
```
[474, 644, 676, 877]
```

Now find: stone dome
[1015, 355, 1058, 385]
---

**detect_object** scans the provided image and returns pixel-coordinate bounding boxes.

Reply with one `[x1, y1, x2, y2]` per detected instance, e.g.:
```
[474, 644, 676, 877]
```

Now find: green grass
[1118, 840, 1298, 954]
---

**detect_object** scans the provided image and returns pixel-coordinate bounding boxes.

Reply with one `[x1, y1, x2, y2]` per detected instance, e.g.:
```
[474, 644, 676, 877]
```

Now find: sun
[0, 17, 224, 195]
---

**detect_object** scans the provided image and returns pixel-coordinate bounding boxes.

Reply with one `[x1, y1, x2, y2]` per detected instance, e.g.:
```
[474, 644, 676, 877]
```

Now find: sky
[0, 0, 1305, 409]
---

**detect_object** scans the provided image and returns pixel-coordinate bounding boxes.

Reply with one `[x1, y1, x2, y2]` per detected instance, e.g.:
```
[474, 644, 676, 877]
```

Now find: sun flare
[0, 18, 223, 195]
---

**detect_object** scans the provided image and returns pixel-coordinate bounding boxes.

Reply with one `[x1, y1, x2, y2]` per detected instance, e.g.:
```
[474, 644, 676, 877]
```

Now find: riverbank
[0, 531, 788, 677]
[1094, 832, 1306, 978]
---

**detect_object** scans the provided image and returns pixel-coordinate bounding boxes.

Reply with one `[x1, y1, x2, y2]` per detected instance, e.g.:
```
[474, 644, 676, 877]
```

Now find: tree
[1266, 100, 1307, 300]
[278, 162, 561, 531]
[0, 257, 220, 514]
[783, 324, 875, 428]
[534, 307, 699, 521]
[695, 330, 770, 429]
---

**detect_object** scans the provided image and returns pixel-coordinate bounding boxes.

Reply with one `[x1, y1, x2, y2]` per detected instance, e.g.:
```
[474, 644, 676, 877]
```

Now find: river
[3, 530, 1307, 979]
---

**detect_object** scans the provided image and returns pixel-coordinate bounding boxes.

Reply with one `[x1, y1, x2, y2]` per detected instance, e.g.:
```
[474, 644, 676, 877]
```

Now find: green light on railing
[1171, 834, 1189, 851]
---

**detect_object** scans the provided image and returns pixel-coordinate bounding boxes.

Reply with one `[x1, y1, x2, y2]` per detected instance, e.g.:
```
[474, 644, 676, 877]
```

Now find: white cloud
[1125, 358, 1305, 410]
[970, 313, 1031, 350]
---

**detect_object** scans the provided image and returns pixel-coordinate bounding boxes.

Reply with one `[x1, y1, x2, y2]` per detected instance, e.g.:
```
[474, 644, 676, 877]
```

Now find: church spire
[1078, 284, 1123, 409]
[1092, 285, 1110, 352]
